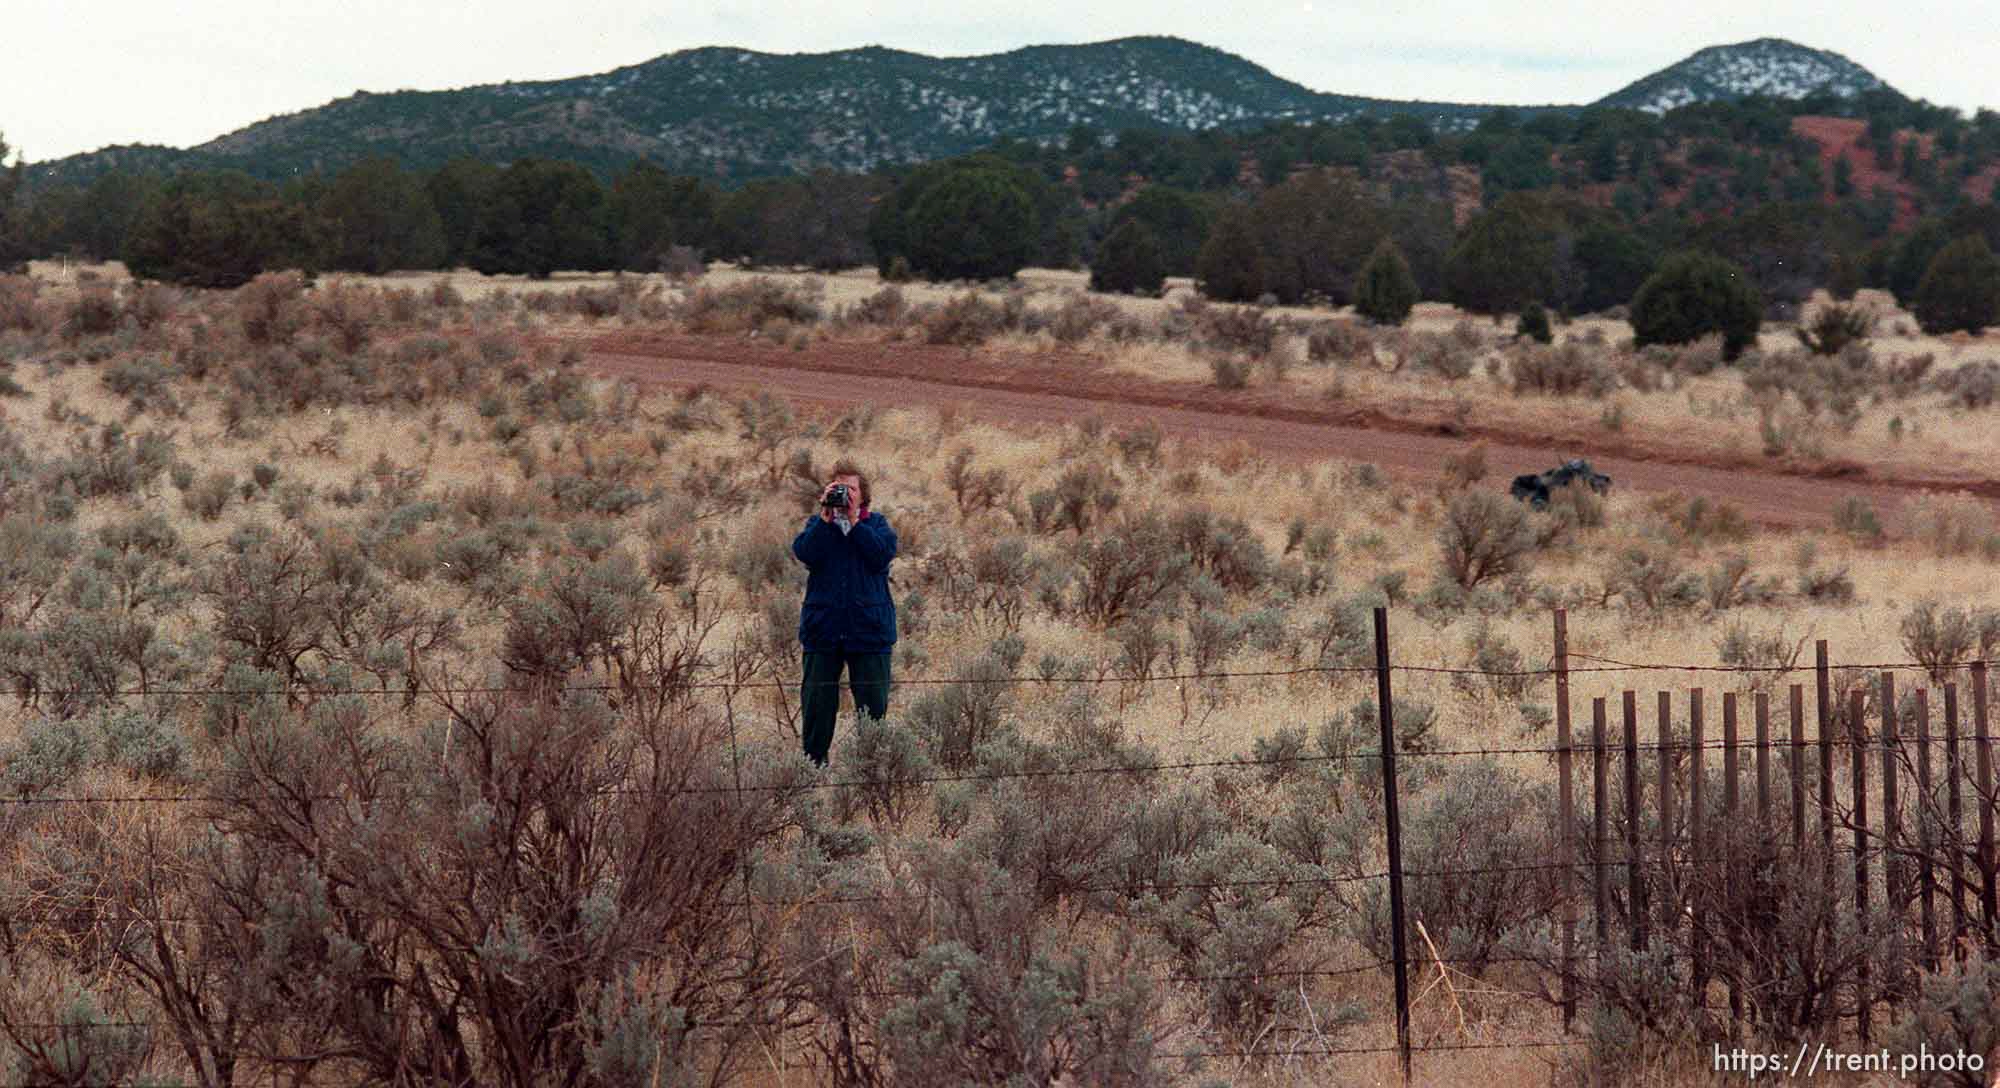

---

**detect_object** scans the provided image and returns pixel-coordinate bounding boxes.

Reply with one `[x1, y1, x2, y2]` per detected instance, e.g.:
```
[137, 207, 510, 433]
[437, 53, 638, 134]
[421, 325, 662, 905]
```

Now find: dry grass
[6, 261, 1993, 1084]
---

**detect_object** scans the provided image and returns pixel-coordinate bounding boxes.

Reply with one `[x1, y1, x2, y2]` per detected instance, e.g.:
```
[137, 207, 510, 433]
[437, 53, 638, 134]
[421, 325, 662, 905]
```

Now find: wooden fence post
[1975, 660, 1994, 949]
[1595, 697, 1611, 957]
[1882, 672, 1903, 996]
[1790, 683, 1807, 853]
[1946, 682, 1966, 951]
[1658, 690, 1675, 946]
[1724, 693, 1741, 821]
[1916, 688, 1937, 970]
[1689, 687, 1707, 1010]
[1625, 691, 1644, 951]
[1723, 691, 1742, 1021]
[1756, 691, 1773, 828]
[1819, 642, 1835, 862]
[1852, 687, 1872, 1045]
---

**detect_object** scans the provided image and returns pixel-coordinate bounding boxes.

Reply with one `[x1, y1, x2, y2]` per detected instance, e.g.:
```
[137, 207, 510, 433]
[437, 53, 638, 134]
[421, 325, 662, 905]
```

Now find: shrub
[1795, 302, 1874, 356]
[1207, 353, 1250, 390]
[1356, 760, 1557, 976]
[922, 292, 1010, 346]
[1, 716, 93, 794]
[1439, 443, 1487, 491]
[0, 276, 41, 332]
[1934, 360, 2000, 410]
[1882, 955, 2000, 1088]
[1306, 319, 1371, 364]
[1508, 342, 1616, 396]
[1436, 491, 1535, 589]
[64, 288, 122, 340]
[877, 874, 1161, 1084]
[1914, 235, 2000, 335]
[1047, 293, 1120, 344]
[1090, 218, 1167, 296]
[847, 284, 906, 326]
[1606, 547, 1701, 612]
[676, 278, 822, 335]
[1701, 553, 1783, 611]
[832, 711, 934, 826]
[1070, 513, 1192, 627]
[1901, 600, 2000, 681]
[499, 552, 651, 680]
[905, 650, 1016, 772]
[1515, 300, 1553, 343]
[1630, 251, 1763, 361]
[1907, 493, 2000, 558]
[1716, 622, 1809, 693]
[1193, 301, 1277, 357]
[1833, 496, 1884, 545]
[236, 271, 308, 346]
[99, 708, 190, 780]
[1649, 492, 1752, 550]
[53, 423, 176, 498]
[1354, 239, 1418, 326]
[1171, 508, 1272, 593]
[1405, 333, 1477, 381]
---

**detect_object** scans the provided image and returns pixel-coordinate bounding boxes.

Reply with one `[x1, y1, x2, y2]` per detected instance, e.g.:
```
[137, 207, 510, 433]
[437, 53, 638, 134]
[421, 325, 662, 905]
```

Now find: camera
[823, 483, 850, 508]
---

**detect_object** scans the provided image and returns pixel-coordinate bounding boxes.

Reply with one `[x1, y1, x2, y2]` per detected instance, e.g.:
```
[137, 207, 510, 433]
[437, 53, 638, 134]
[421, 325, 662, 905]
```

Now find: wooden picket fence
[1550, 617, 1997, 1043]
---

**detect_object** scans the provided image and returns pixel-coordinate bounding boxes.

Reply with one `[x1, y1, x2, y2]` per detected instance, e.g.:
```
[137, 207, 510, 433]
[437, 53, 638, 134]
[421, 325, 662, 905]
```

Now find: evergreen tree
[1089, 218, 1166, 296]
[607, 162, 715, 271]
[123, 171, 306, 287]
[870, 157, 1046, 281]
[1570, 219, 1657, 314]
[1382, 197, 1457, 301]
[426, 158, 500, 268]
[1195, 204, 1267, 303]
[1913, 235, 2000, 335]
[69, 172, 158, 261]
[1446, 193, 1558, 316]
[1354, 239, 1418, 325]
[1108, 186, 1213, 275]
[1515, 301, 1553, 343]
[1889, 219, 1953, 306]
[0, 132, 26, 272]
[1248, 172, 1382, 305]
[467, 160, 610, 278]
[1828, 251, 1864, 301]
[318, 157, 445, 274]
[1629, 250, 1763, 361]
[901, 165, 1037, 280]
[1832, 153, 1855, 198]
[714, 170, 880, 270]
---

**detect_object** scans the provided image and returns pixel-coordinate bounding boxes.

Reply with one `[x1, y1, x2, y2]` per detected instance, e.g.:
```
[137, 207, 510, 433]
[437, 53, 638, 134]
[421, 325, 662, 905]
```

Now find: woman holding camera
[790, 462, 898, 766]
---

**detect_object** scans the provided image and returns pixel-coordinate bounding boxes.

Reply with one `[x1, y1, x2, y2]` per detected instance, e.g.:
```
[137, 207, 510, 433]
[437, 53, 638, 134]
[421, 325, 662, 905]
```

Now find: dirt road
[586, 331, 2000, 531]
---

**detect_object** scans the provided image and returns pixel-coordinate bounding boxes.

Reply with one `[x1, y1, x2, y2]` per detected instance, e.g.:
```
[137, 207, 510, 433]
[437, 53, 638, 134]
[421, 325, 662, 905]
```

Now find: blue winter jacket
[792, 510, 898, 654]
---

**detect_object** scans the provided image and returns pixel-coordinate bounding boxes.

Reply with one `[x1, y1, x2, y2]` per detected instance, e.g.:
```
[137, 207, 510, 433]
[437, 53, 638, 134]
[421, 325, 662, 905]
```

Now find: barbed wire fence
[0, 606, 1993, 1084]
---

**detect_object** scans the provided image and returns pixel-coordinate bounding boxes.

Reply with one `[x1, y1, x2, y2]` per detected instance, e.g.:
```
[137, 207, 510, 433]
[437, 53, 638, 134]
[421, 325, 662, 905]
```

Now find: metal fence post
[1373, 607, 1412, 1084]
[1554, 609, 1576, 1031]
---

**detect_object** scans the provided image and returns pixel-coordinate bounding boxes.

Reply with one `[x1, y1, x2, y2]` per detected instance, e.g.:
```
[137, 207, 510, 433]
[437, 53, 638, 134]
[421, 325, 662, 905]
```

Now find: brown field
[1, 259, 1994, 1084]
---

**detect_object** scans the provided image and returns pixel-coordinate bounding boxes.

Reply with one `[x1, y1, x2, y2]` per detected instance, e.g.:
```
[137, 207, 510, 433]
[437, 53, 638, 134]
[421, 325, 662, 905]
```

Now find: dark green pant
[801, 650, 891, 766]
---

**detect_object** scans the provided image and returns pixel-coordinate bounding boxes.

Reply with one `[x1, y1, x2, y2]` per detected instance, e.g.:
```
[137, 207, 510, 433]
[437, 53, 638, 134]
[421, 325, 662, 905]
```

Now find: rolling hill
[26, 37, 1903, 187]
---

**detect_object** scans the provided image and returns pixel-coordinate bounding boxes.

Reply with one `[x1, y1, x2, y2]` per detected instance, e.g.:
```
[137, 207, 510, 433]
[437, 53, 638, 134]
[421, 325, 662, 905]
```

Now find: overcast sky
[4, 0, 1988, 164]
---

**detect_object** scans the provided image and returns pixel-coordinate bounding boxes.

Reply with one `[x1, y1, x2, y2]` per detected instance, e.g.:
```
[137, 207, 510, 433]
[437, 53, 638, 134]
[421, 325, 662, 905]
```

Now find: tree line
[2, 92, 1997, 334]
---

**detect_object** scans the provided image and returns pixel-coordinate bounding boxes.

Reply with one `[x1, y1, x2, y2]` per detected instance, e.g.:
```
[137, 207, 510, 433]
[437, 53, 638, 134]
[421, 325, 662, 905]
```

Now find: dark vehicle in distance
[1510, 459, 1612, 509]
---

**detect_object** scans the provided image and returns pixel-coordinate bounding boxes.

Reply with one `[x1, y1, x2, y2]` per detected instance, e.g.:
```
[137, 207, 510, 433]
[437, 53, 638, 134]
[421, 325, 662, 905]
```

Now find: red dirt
[584, 330, 2000, 532]
[1790, 116, 2000, 229]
